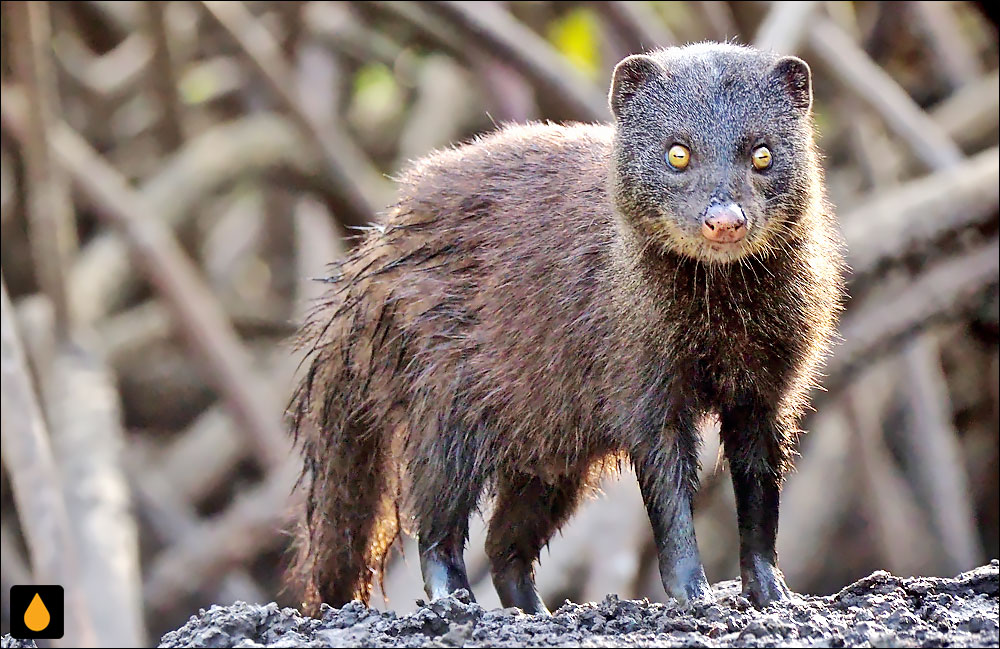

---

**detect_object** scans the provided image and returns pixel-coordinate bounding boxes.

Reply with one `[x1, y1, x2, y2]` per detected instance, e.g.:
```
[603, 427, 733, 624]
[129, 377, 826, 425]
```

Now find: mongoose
[287, 42, 845, 616]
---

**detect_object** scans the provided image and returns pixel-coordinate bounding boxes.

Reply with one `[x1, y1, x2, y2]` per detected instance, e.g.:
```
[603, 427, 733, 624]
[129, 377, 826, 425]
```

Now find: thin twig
[10, 0, 78, 338]
[145, 0, 186, 151]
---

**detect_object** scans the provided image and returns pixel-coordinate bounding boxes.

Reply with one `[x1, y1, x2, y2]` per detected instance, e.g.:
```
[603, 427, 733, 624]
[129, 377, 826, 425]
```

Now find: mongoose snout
[702, 203, 748, 243]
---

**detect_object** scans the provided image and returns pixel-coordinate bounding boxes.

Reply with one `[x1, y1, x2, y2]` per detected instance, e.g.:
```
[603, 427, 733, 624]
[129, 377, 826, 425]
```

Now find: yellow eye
[752, 146, 772, 170]
[666, 144, 690, 170]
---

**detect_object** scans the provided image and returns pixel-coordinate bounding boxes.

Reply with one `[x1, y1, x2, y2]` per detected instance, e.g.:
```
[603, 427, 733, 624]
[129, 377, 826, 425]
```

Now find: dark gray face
[609, 44, 816, 263]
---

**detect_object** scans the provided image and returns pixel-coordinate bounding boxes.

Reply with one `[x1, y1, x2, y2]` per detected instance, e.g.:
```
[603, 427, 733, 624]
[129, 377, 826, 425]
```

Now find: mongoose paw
[492, 567, 551, 615]
[741, 555, 793, 607]
[665, 558, 714, 605]
[683, 578, 715, 605]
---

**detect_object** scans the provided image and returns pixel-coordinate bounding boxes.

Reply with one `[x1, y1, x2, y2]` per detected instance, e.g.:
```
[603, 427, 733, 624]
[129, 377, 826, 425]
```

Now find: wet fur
[287, 43, 845, 614]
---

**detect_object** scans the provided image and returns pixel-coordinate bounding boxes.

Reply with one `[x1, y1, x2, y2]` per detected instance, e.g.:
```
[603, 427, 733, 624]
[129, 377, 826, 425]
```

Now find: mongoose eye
[752, 146, 773, 170]
[666, 144, 690, 171]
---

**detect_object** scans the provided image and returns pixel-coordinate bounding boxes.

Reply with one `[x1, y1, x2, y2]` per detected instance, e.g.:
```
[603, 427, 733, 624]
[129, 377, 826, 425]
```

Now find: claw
[420, 540, 475, 602]
[742, 554, 792, 607]
[492, 565, 549, 615]
[664, 554, 714, 605]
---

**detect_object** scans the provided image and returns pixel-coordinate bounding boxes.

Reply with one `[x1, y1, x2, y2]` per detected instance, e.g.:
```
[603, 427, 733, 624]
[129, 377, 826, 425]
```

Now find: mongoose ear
[771, 56, 812, 114]
[610, 55, 665, 120]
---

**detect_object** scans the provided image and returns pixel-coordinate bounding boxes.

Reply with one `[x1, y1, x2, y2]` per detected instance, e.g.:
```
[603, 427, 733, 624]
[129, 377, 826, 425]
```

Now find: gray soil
[4, 562, 998, 647]
[158, 562, 997, 648]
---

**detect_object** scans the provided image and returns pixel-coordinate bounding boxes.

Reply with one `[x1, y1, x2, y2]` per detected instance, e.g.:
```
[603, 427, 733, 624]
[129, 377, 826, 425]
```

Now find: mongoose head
[609, 43, 819, 264]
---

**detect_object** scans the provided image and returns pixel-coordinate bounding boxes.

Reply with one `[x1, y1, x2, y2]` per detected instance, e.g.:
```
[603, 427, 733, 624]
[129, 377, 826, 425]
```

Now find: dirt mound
[4, 563, 997, 648]
[154, 562, 997, 648]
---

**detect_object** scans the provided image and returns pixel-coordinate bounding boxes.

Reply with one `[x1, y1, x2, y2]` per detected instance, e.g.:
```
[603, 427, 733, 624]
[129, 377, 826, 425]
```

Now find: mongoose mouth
[705, 241, 745, 253]
[695, 239, 752, 264]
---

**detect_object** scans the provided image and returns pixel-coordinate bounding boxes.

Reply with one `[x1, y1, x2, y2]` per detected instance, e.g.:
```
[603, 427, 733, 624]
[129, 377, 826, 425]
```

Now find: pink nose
[702, 204, 747, 243]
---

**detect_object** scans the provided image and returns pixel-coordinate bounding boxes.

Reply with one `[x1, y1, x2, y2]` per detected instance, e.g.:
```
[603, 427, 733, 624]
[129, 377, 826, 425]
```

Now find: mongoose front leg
[633, 427, 712, 604]
[486, 472, 586, 614]
[419, 533, 474, 601]
[721, 402, 793, 607]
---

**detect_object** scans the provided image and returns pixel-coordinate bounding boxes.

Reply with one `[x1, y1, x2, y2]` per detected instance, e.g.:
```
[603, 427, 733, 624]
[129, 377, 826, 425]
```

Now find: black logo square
[9, 585, 64, 639]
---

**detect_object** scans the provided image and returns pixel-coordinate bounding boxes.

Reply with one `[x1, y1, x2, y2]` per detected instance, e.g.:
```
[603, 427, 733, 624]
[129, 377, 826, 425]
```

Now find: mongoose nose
[702, 204, 747, 243]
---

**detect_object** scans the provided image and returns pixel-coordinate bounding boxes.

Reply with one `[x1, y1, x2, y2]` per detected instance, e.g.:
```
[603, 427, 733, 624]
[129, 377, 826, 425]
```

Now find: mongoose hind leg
[419, 527, 475, 601]
[720, 401, 793, 607]
[485, 472, 586, 615]
[633, 421, 713, 605]
[413, 440, 483, 603]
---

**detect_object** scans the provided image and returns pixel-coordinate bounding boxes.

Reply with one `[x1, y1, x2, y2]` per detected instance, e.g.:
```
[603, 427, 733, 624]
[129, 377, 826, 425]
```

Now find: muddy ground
[3, 562, 998, 647]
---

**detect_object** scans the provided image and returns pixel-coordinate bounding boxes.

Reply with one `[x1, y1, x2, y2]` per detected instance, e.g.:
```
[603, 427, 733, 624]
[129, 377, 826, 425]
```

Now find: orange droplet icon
[24, 592, 51, 632]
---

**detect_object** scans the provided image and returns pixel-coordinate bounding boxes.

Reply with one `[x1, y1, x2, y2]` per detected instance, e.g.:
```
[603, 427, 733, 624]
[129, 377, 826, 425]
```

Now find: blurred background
[0, 1, 997, 646]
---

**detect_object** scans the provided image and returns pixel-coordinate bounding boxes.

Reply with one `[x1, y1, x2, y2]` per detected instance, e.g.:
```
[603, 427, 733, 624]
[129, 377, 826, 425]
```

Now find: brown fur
[287, 44, 845, 614]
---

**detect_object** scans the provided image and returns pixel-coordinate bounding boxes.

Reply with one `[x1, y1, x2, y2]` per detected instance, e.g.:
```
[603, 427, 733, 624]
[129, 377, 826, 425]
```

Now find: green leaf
[547, 8, 602, 81]
[352, 62, 403, 120]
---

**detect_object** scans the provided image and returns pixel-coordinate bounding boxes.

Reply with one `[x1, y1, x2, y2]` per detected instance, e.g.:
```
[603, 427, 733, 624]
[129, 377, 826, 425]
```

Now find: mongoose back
[288, 42, 845, 615]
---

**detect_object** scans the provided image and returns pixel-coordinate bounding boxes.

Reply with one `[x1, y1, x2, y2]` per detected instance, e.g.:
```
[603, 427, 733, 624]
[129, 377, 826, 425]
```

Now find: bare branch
[128, 455, 268, 611]
[143, 459, 302, 612]
[899, 335, 984, 571]
[422, 1, 610, 122]
[753, 1, 819, 55]
[52, 31, 152, 104]
[844, 368, 937, 575]
[306, 2, 405, 68]
[911, 1, 983, 91]
[1, 85, 291, 470]
[806, 17, 964, 170]
[362, 1, 466, 60]
[592, 1, 676, 53]
[44, 338, 146, 646]
[827, 238, 999, 393]
[932, 70, 1000, 150]
[0, 275, 96, 647]
[777, 405, 854, 588]
[69, 112, 311, 325]
[200, 0, 382, 229]
[693, 1, 739, 40]
[842, 146, 999, 280]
